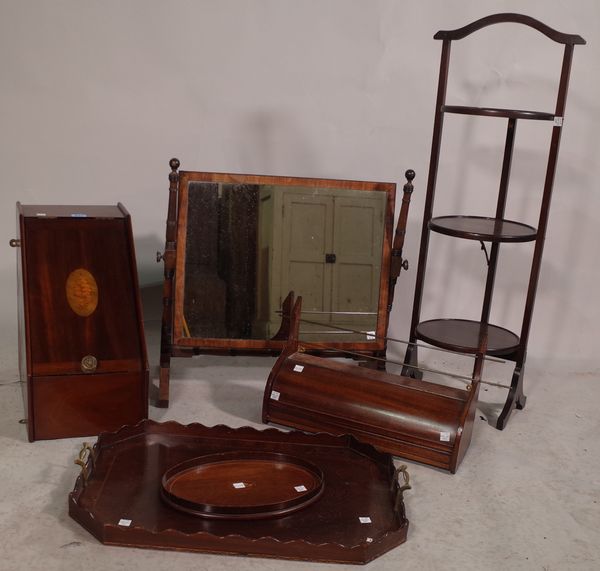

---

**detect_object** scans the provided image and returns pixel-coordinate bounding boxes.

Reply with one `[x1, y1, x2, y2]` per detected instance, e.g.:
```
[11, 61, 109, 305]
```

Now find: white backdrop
[1, 0, 598, 374]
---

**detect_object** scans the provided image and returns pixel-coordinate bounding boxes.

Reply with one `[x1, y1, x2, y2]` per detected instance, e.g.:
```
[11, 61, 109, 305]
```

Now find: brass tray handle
[392, 464, 411, 520]
[74, 442, 95, 484]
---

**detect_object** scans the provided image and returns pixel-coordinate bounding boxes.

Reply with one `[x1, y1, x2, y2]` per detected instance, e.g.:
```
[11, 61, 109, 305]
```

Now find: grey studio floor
[0, 287, 598, 571]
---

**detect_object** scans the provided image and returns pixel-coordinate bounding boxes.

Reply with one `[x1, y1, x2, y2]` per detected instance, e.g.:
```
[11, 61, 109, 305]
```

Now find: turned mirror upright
[157, 159, 414, 407]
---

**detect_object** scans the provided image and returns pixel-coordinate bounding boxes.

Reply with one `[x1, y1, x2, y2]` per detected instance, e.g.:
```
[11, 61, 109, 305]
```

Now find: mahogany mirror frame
[157, 159, 413, 407]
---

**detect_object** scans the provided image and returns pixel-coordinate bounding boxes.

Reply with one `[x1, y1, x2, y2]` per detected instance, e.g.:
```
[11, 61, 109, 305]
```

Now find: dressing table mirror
[157, 159, 414, 406]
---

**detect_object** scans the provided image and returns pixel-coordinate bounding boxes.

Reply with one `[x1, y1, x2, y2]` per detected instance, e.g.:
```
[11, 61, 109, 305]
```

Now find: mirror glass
[180, 180, 388, 343]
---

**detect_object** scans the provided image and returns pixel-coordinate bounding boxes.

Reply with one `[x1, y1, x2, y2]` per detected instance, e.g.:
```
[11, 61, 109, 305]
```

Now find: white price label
[440, 431, 451, 442]
[118, 518, 132, 527]
[294, 485, 308, 492]
[232, 482, 246, 489]
[366, 331, 376, 340]
[554, 116, 563, 126]
[293, 364, 304, 373]
[359, 516, 372, 524]
[270, 390, 280, 401]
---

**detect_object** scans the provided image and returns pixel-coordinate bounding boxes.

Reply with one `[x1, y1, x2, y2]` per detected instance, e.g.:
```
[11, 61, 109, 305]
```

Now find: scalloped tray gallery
[68, 420, 410, 564]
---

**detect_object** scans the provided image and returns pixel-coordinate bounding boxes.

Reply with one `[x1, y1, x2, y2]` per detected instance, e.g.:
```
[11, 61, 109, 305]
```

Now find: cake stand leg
[402, 343, 423, 379]
[496, 362, 527, 430]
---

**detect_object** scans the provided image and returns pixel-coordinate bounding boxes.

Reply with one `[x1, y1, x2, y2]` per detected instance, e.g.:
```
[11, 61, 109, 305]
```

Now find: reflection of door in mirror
[182, 183, 386, 342]
[255, 187, 386, 341]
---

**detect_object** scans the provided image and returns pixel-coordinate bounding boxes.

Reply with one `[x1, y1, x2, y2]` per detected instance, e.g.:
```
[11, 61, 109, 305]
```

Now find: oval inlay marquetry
[66, 269, 98, 317]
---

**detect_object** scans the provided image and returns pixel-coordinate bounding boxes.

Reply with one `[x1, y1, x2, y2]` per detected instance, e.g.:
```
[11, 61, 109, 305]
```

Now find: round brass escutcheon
[81, 355, 98, 373]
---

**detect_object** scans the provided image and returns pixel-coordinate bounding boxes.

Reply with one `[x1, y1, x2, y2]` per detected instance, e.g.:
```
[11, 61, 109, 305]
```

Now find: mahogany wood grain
[415, 319, 520, 356]
[15, 204, 148, 441]
[172, 169, 395, 349]
[428, 215, 537, 242]
[263, 299, 481, 473]
[441, 105, 555, 121]
[31, 358, 142, 376]
[32, 372, 146, 439]
[405, 14, 585, 430]
[264, 352, 478, 473]
[158, 159, 180, 407]
[19, 205, 128, 218]
[69, 421, 409, 564]
[434, 13, 585, 45]
[161, 452, 324, 519]
[387, 171, 415, 329]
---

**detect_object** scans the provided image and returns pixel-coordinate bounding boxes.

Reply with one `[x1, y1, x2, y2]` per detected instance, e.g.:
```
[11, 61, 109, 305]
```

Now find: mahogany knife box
[14, 204, 149, 442]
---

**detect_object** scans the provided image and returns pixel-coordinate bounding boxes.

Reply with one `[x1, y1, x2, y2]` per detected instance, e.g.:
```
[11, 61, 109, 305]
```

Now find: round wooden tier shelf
[428, 215, 537, 242]
[415, 319, 520, 356]
[442, 105, 555, 121]
[161, 451, 325, 519]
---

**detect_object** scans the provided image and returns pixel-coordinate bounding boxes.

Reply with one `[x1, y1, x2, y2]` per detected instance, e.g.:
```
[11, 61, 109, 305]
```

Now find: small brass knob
[9, 239, 21, 247]
[81, 355, 98, 373]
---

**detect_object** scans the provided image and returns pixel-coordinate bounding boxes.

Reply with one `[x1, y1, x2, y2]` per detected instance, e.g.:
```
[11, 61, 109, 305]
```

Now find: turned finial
[404, 169, 415, 193]
[169, 158, 180, 172]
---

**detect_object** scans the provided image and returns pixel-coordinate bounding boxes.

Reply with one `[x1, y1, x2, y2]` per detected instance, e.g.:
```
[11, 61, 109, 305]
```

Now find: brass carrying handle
[74, 442, 95, 484]
[392, 464, 411, 517]
[392, 464, 411, 493]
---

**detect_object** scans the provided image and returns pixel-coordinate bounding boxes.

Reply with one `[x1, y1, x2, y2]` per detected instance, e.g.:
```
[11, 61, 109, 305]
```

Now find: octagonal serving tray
[68, 420, 410, 564]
